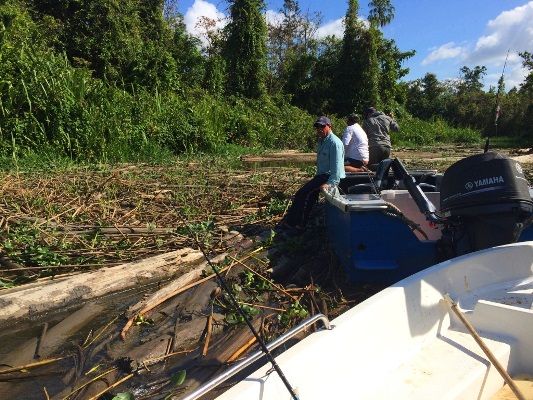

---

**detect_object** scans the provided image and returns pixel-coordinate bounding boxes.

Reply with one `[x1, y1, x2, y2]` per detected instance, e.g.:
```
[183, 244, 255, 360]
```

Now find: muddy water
[0, 281, 163, 360]
[0, 285, 156, 399]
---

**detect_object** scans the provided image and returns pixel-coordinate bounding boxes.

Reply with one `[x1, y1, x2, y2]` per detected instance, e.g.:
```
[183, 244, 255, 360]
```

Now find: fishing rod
[485, 49, 510, 153]
[179, 214, 300, 400]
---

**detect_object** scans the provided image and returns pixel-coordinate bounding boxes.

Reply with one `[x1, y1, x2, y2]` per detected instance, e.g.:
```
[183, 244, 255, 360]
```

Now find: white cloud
[183, 0, 226, 45]
[314, 17, 370, 39]
[265, 10, 284, 27]
[316, 18, 344, 39]
[420, 2, 533, 88]
[466, 1, 533, 88]
[468, 2, 533, 65]
[422, 42, 466, 65]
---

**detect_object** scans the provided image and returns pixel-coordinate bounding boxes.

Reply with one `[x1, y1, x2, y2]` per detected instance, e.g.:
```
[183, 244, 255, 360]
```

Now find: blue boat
[325, 152, 533, 284]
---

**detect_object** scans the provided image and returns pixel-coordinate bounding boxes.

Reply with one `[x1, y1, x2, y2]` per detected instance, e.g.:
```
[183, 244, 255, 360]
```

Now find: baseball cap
[313, 116, 331, 127]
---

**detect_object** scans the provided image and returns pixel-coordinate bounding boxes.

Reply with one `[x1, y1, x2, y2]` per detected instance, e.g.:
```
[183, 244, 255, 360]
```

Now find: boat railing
[181, 313, 333, 400]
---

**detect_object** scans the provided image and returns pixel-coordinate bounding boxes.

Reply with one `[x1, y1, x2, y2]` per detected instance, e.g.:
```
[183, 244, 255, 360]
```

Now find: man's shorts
[344, 158, 365, 168]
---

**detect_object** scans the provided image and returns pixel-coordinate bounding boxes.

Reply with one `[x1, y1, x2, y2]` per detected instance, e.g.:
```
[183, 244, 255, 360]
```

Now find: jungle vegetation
[1, 0, 532, 165]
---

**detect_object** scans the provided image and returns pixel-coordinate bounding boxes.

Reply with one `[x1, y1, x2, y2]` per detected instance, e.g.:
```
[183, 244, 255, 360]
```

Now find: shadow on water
[0, 280, 167, 398]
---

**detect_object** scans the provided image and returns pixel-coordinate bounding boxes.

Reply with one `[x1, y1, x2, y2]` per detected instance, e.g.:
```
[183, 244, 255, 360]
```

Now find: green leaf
[112, 393, 134, 400]
[171, 370, 187, 386]
[0, 279, 15, 289]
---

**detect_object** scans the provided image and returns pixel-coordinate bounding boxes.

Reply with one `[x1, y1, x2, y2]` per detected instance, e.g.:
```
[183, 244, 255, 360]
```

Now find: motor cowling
[439, 152, 532, 256]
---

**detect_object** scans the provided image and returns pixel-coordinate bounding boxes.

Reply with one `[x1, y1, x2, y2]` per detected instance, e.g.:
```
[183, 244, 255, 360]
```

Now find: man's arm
[389, 117, 399, 132]
[341, 128, 352, 146]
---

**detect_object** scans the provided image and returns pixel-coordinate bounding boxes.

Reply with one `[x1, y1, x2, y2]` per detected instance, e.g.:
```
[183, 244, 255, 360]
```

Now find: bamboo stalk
[83, 315, 119, 348]
[62, 367, 117, 400]
[142, 349, 194, 365]
[86, 373, 134, 400]
[227, 337, 257, 362]
[165, 337, 173, 356]
[202, 314, 214, 356]
[1, 264, 119, 272]
[120, 264, 231, 340]
[0, 356, 66, 375]
[34, 322, 48, 359]
[238, 301, 285, 312]
[443, 294, 526, 400]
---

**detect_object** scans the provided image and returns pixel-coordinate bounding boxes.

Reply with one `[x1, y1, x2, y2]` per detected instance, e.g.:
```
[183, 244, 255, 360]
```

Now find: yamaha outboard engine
[439, 152, 533, 257]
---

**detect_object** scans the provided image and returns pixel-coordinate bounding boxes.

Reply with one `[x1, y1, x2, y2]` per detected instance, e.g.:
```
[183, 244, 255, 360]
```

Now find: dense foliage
[0, 0, 531, 165]
[406, 63, 533, 142]
[224, 0, 268, 98]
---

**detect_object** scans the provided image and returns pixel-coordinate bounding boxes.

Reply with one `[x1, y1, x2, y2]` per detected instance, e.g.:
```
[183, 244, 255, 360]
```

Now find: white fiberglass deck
[216, 242, 533, 400]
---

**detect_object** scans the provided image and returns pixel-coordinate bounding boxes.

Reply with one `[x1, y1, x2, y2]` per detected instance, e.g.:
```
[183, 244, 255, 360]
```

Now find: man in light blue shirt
[280, 116, 345, 233]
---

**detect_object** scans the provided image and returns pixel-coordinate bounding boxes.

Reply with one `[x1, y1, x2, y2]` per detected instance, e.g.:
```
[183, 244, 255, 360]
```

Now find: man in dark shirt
[363, 107, 399, 165]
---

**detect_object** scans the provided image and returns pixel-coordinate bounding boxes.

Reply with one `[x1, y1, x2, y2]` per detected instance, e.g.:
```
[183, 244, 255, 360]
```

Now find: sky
[176, 0, 533, 90]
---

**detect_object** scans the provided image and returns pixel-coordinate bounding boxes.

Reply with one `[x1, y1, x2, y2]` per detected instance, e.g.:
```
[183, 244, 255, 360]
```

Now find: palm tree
[368, 0, 395, 27]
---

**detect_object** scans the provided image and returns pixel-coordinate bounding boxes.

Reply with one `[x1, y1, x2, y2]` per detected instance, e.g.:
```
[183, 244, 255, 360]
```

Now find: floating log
[0, 248, 205, 324]
[240, 152, 315, 163]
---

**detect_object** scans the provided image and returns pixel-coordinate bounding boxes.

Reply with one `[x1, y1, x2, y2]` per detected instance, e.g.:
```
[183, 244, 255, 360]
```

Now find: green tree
[518, 51, 533, 141]
[301, 37, 342, 114]
[458, 65, 487, 93]
[168, 14, 204, 88]
[368, 0, 395, 27]
[519, 51, 533, 97]
[268, 0, 302, 78]
[362, 25, 381, 108]
[266, 1, 320, 79]
[378, 39, 414, 110]
[365, 0, 395, 109]
[334, 0, 404, 115]
[433, 66, 492, 131]
[335, 0, 365, 115]
[29, 0, 188, 91]
[224, 0, 268, 98]
[407, 73, 445, 119]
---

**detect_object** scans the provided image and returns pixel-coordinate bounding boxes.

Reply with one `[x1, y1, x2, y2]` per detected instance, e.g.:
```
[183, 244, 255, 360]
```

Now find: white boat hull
[215, 242, 533, 399]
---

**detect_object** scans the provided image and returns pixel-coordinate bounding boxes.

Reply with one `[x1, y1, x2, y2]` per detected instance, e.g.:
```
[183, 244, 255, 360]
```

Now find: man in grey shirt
[362, 107, 399, 165]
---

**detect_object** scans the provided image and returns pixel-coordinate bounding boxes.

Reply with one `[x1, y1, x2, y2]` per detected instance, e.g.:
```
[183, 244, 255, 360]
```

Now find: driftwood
[120, 253, 226, 340]
[241, 152, 315, 163]
[120, 249, 265, 340]
[0, 248, 205, 324]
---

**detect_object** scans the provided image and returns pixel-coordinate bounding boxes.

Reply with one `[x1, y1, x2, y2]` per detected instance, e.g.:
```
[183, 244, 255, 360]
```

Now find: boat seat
[347, 183, 378, 194]
[418, 183, 437, 192]
[395, 182, 437, 192]
[347, 182, 437, 194]
[368, 329, 511, 400]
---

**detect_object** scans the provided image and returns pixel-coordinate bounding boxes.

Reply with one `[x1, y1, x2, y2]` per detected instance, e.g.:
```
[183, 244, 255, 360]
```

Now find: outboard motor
[439, 151, 533, 257]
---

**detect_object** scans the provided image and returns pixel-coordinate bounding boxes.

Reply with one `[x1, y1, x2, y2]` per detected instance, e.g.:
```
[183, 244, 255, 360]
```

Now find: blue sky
[177, 0, 533, 89]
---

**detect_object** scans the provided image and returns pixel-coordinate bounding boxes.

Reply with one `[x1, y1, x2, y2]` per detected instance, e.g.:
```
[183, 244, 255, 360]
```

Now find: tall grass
[1, 49, 317, 165]
[397, 116, 482, 146]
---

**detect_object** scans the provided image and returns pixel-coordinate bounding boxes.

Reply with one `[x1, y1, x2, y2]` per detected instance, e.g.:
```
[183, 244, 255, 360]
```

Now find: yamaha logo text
[465, 176, 505, 190]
